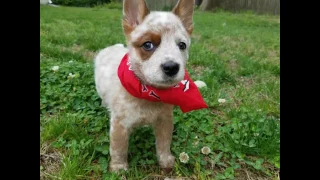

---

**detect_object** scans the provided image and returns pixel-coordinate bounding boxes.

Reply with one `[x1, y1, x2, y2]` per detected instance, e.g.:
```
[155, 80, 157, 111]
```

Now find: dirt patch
[226, 59, 239, 72]
[219, 77, 257, 109]
[235, 158, 279, 180]
[71, 44, 82, 52]
[207, 45, 218, 54]
[40, 53, 44, 61]
[268, 17, 280, 24]
[266, 50, 280, 64]
[40, 30, 47, 36]
[83, 50, 96, 60]
[71, 44, 97, 60]
[191, 33, 201, 41]
[61, 44, 97, 61]
[191, 65, 210, 76]
[235, 168, 275, 180]
[211, 108, 226, 118]
[237, 76, 256, 88]
[40, 142, 62, 179]
[268, 51, 278, 58]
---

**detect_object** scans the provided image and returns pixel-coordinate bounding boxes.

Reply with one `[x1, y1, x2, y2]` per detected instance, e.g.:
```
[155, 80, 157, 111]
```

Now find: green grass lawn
[40, 5, 280, 180]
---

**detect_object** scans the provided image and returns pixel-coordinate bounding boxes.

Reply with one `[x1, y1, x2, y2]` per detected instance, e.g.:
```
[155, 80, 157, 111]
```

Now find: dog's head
[122, 0, 195, 89]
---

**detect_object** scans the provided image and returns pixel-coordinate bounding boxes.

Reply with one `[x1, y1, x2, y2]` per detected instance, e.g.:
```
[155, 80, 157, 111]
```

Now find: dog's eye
[142, 42, 155, 51]
[178, 42, 186, 50]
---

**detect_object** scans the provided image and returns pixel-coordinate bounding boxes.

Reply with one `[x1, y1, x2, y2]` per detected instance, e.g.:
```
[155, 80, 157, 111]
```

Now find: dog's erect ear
[122, 0, 150, 37]
[172, 0, 195, 35]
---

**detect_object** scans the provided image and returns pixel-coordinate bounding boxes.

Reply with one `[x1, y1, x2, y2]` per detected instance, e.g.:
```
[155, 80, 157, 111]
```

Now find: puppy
[94, 0, 207, 172]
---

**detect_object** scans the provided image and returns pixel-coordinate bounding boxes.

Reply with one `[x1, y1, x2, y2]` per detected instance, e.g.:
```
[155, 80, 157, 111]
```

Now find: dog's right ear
[122, 0, 150, 38]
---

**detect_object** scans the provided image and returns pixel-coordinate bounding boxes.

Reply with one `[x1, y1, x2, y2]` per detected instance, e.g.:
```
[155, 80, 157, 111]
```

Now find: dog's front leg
[154, 111, 175, 171]
[109, 117, 129, 172]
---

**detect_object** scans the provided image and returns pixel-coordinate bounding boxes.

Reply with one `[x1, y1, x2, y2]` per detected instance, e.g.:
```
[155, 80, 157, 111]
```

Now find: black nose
[161, 61, 180, 77]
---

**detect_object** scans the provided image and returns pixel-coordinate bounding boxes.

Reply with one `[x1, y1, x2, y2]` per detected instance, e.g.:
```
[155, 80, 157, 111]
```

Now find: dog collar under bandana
[117, 53, 208, 113]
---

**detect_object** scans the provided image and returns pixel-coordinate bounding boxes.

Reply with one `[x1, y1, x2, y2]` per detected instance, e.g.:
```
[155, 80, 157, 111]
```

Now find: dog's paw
[109, 162, 128, 172]
[159, 154, 175, 169]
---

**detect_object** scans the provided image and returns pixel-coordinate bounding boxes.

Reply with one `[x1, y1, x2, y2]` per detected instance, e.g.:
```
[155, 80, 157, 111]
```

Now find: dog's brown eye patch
[132, 32, 161, 61]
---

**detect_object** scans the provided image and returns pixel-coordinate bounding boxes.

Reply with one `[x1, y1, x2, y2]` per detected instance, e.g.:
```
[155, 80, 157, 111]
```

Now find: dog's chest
[117, 98, 173, 129]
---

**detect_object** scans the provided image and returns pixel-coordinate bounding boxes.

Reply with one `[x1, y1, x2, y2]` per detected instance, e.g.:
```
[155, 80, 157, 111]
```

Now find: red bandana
[117, 53, 208, 113]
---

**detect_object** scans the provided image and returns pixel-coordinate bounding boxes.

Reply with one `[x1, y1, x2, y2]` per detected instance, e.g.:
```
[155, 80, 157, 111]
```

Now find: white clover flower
[51, 66, 59, 72]
[68, 60, 73, 63]
[218, 98, 226, 103]
[193, 140, 199, 146]
[194, 80, 207, 88]
[193, 136, 199, 145]
[201, 146, 211, 155]
[68, 73, 76, 79]
[179, 152, 189, 163]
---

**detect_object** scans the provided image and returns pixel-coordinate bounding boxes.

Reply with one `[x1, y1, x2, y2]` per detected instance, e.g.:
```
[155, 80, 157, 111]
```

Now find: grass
[40, 4, 280, 180]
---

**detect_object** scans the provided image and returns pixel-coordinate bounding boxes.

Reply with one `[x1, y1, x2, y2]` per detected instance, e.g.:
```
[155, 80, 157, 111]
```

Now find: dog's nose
[161, 61, 180, 77]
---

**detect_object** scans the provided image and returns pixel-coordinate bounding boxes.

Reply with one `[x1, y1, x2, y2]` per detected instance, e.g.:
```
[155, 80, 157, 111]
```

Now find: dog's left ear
[172, 0, 195, 35]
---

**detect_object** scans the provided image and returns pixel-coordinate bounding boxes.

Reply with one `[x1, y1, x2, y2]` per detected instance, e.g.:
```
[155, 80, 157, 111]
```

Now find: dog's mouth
[134, 63, 185, 89]
[147, 70, 186, 89]
[148, 78, 182, 89]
